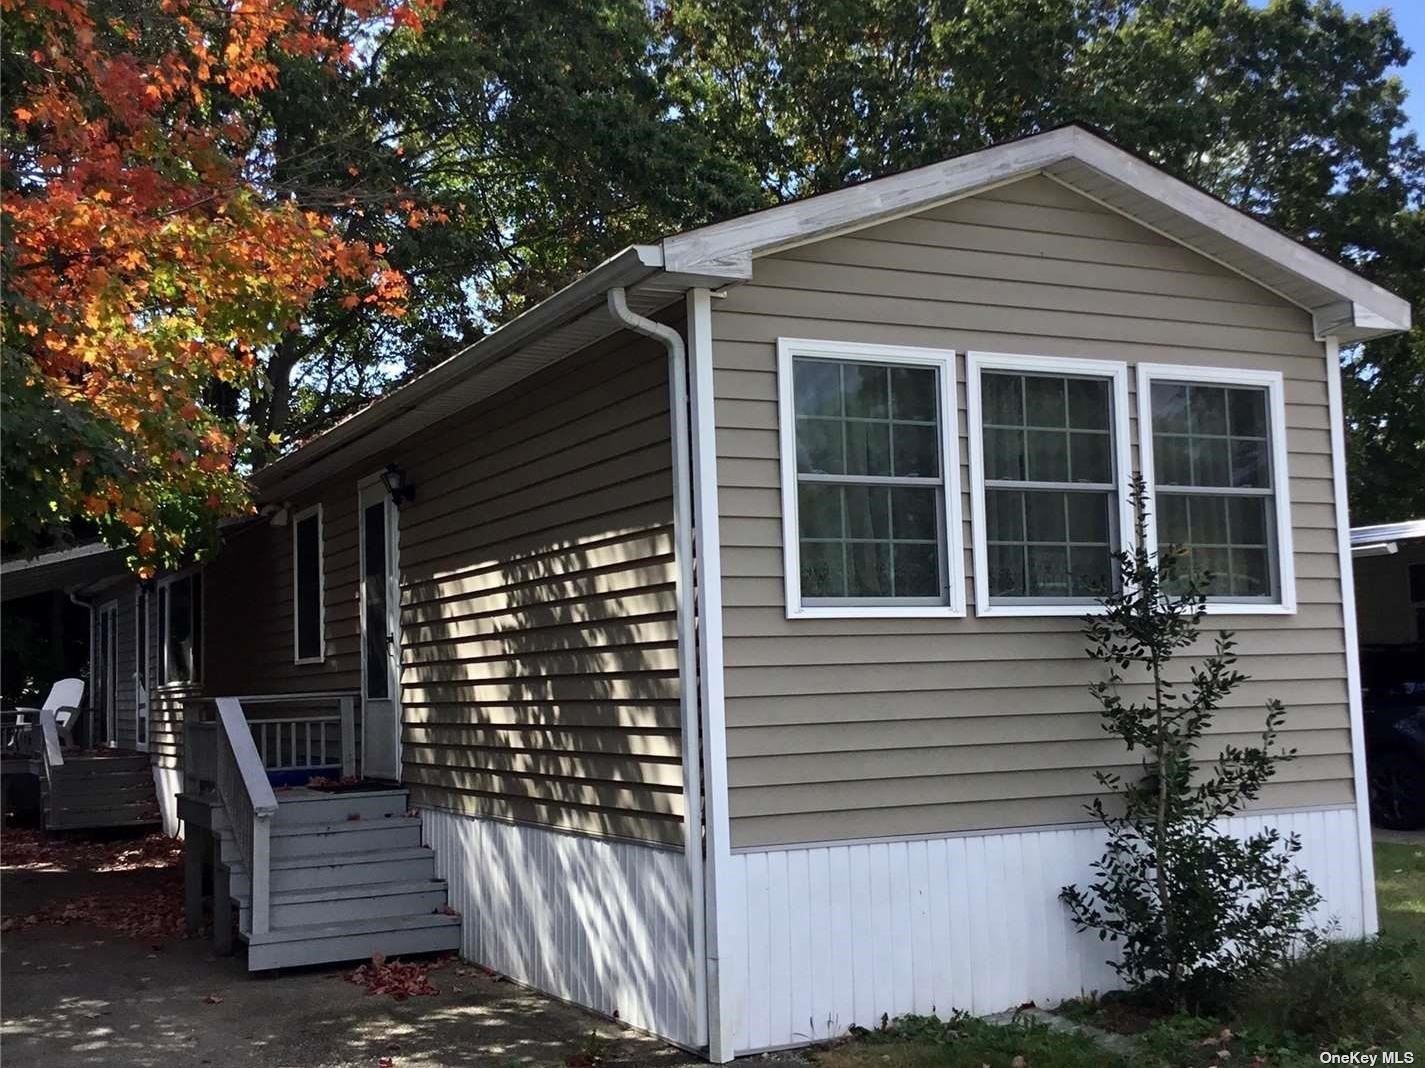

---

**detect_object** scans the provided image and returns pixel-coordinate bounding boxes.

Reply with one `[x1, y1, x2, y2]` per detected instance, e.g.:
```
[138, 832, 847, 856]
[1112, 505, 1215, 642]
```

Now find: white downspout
[607, 287, 709, 1050]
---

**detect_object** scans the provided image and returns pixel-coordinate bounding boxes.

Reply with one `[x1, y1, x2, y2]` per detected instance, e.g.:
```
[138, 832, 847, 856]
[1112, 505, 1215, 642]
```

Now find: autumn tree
[1, 0, 430, 571]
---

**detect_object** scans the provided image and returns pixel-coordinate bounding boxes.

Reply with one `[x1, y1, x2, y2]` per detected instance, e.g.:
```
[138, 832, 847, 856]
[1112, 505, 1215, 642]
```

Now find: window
[968, 352, 1132, 616]
[293, 505, 324, 663]
[778, 338, 963, 617]
[1138, 364, 1295, 613]
[158, 572, 202, 684]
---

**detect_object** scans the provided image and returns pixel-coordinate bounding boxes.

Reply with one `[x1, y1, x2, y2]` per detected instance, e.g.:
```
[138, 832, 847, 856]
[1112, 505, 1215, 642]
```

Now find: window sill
[1198, 602, 1296, 616]
[294, 656, 326, 667]
[788, 605, 966, 620]
[976, 603, 1108, 618]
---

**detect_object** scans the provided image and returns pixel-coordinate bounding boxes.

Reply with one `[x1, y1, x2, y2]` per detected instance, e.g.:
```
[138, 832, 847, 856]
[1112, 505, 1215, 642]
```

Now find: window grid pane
[1151, 382, 1277, 600]
[794, 356, 946, 603]
[981, 370, 1117, 602]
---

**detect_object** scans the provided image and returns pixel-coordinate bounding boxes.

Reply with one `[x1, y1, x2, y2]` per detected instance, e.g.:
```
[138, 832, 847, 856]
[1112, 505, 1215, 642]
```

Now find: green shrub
[1231, 934, 1425, 1051]
[1060, 478, 1321, 1013]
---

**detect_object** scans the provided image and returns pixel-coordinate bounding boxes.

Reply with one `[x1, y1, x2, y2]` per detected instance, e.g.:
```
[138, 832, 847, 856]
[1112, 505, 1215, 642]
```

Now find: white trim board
[720, 807, 1367, 1054]
[1325, 336, 1380, 934]
[965, 351, 1134, 618]
[687, 287, 738, 1064]
[1135, 363, 1297, 615]
[777, 338, 966, 620]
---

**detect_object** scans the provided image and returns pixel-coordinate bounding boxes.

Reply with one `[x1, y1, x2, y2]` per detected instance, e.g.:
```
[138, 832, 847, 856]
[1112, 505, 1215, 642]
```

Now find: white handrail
[213, 697, 277, 936]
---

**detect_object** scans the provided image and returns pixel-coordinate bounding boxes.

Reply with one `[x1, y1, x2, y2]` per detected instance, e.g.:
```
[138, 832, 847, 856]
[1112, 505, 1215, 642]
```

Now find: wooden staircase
[215, 787, 461, 970]
[42, 751, 160, 830]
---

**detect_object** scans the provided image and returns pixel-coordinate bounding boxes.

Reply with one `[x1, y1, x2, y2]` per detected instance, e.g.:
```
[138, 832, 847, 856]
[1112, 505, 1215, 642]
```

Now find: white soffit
[661, 125, 1411, 345]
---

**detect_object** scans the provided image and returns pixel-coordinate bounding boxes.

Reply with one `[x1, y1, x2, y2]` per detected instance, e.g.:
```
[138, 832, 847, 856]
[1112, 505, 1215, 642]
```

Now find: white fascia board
[661, 127, 1081, 277]
[661, 125, 1411, 342]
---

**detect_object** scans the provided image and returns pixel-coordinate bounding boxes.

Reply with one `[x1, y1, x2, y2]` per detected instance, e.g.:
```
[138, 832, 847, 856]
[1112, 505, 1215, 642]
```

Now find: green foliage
[1233, 934, 1425, 1055]
[822, 1012, 1122, 1068]
[254, 0, 1423, 529]
[1060, 478, 1321, 1012]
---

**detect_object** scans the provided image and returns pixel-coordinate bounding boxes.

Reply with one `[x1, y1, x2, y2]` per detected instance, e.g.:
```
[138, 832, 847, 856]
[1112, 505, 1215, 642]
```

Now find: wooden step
[273, 789, 410, 826]
[236, 878, 450, 929]
[227, 846, 437, 894]
[243, 912, 461, 971]
[217, 818, 424, 864]
[51, 756, 151, 776]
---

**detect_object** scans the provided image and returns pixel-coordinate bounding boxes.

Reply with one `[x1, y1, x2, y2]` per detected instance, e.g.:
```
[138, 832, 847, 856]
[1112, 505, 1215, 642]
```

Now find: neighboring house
[4, 125, 1411, 1060]
[1352, 519, 1425, 649]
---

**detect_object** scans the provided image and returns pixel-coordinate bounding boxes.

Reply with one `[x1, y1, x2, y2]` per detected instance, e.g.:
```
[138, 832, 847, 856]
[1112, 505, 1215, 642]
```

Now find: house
[7, 124, 1411, 1059]
[1352, 519, 1425, 651]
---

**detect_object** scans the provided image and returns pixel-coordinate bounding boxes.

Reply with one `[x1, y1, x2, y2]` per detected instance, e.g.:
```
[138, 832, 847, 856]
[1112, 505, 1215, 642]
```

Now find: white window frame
[292, 503, 326, 665]
[1136, 363, 1296, 615]
[156, 570, 202, 687]
[967, 350, 1134, 618]
[778, 337, 965, 619]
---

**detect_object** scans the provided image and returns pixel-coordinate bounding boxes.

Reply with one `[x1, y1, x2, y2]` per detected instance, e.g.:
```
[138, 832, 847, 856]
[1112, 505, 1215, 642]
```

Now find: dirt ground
[0, 836, 776, 1068]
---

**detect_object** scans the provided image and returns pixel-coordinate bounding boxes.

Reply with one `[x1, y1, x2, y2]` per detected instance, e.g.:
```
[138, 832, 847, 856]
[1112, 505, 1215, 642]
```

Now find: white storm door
[358, 479, 402, 780]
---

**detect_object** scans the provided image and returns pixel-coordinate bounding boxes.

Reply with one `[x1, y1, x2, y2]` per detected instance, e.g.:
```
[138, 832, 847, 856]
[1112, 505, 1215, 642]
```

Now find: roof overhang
[662, 125, 1412, 346]
[1350, 518, 1425, 557]
[255, 245, 742, 503]
[1, 542, 128, 602]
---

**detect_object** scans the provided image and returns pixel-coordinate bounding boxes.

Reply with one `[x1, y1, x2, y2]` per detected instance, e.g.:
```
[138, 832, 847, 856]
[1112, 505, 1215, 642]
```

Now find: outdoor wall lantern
[381, 463, 416, 507]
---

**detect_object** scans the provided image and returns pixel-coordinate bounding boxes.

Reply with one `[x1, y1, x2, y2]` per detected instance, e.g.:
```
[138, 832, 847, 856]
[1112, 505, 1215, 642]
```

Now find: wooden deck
[3, 748, 161, 830]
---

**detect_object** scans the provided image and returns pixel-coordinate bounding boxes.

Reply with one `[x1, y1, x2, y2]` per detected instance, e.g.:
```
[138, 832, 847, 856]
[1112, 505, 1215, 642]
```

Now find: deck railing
[239, 693, 357, 777]
[184, 691, 359, 792]
[213, 697, 277, 936]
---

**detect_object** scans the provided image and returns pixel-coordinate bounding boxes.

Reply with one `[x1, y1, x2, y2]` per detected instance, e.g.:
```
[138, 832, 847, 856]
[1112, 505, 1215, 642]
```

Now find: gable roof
[662, 124, 1411, 342]
[257, 124, 1410, 502]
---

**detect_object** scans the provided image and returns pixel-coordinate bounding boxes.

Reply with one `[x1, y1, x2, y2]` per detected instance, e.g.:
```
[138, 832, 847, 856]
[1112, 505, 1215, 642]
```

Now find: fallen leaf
[203, 994, 223, 1004]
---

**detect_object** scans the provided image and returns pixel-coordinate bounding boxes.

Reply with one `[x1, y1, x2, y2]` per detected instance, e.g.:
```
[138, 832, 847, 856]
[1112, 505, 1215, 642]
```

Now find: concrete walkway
[1, 857, 712, 1068]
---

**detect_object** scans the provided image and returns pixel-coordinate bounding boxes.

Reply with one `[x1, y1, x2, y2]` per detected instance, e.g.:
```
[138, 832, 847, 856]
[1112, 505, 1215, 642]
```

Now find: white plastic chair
[15, 678, 86, 746]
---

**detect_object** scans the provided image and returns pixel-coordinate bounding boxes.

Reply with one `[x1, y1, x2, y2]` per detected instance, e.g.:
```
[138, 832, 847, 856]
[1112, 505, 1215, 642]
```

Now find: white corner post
[606, 287, 708, 1049]
[1325, 335, 1379, 934]
[686, 287, 737, 1062]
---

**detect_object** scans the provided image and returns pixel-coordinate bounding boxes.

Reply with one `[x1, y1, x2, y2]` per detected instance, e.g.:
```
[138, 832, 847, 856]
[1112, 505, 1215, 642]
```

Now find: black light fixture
[381, 463, 415, 507]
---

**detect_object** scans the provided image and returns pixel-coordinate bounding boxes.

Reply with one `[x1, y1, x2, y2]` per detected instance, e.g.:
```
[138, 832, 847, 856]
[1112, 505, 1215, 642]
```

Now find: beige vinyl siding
[713, 175, 1354, 850]
[392, 331, 684, 846]
[193, 329, 682, 845]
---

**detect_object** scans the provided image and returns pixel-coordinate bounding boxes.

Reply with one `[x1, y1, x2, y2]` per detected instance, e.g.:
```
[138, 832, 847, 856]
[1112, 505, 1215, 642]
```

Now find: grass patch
[809, 1013, 1124, 1068]
[1376, 839, 1425, 942]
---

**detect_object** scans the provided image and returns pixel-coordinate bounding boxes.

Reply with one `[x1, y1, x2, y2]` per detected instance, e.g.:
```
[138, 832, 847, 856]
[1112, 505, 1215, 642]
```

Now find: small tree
[1060, 477, 1321, 1012]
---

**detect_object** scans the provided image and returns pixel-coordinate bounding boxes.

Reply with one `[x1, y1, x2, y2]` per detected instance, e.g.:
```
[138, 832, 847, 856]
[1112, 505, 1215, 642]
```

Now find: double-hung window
[968, 352, 1132, 616]
[293, 504, 325, 664]
[778, 339, 964, 617]
[1138, 364, 1294, 612]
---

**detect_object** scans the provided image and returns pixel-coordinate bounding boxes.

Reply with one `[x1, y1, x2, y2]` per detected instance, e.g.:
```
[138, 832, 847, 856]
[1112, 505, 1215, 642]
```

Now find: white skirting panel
[723, 807, 1366, 1054]
[419, 807, 698, 1048]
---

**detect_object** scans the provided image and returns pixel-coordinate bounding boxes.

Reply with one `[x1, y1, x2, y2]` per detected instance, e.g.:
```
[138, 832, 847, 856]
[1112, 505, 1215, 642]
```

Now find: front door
[134, 587, 150, 750]
[359, 479, 401, 780]
[96, 601, 119, 747]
